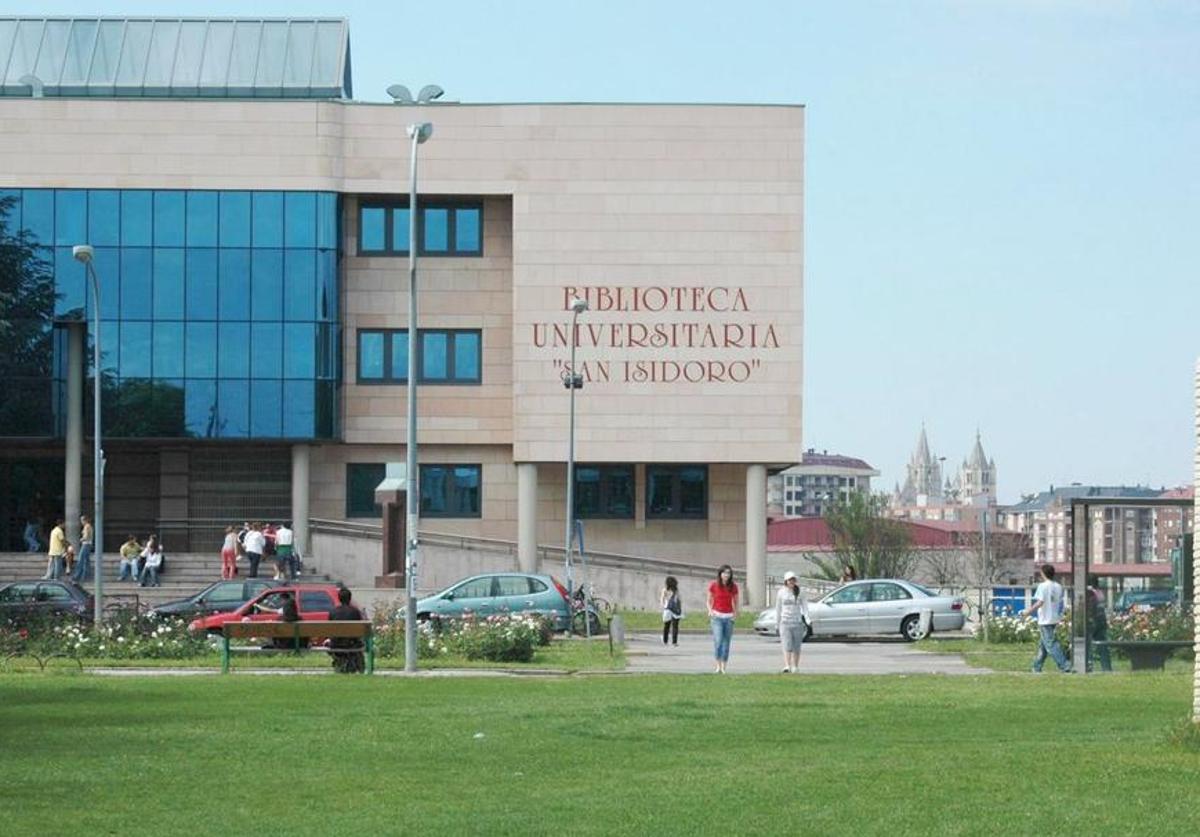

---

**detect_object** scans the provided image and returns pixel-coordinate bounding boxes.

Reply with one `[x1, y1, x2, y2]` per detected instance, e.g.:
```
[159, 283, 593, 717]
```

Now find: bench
[1093, 640, 1193, 671]
[220, 621, 375, 675]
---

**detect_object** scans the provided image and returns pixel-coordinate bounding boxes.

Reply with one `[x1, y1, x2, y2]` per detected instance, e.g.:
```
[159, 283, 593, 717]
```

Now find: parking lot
[625, 630, 988, 675]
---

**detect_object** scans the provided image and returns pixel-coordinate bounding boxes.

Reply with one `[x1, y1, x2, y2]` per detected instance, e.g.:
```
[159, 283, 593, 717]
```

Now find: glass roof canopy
[0, 17, 351, 99]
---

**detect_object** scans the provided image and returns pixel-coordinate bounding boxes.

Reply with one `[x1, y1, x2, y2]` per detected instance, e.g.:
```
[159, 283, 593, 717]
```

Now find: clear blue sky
[22, 1, 1200, 501]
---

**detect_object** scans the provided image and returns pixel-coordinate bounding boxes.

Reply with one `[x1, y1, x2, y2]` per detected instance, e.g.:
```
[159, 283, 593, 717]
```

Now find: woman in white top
[139, 536, 164, 587]
[659, 575, 683, 646]
[774, 571, 810, 673]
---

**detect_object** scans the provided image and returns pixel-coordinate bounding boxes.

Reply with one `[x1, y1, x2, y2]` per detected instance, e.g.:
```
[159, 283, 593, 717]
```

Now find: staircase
[0, 551, 335, 608]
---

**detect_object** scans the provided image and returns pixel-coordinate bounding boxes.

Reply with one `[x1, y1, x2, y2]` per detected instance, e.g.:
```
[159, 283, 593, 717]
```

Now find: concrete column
[745, 463, 767, 608]
[64, 323, 84, 547]
[291, 444, 311, 556]
[517, 463, 538, 573]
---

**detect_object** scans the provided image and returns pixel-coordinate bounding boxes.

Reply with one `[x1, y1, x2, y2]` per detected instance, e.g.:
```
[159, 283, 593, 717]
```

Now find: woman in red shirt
[706, 564, 739, 673]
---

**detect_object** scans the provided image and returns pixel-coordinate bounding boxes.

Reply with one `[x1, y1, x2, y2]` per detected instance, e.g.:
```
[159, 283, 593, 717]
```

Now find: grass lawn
[2, 672, 1198, 835]
[917, 638, 1196, 674]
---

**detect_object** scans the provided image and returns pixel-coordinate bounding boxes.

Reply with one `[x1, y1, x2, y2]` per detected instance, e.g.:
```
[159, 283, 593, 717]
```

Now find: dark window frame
[420, 463, 482, 519]
[357, 198, 483, 257]
[345, 462, 386, 519]
[645, 464, 709, 520]
[356, 328, 482, 385]
[574, 463, 636, 520]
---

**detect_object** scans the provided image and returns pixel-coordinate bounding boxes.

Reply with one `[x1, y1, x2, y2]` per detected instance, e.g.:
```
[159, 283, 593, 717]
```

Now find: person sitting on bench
[329, 587, 367, 674]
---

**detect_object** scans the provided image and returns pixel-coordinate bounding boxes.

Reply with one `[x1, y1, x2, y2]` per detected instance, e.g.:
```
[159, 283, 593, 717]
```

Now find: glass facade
[358, 200, 483, 257]
[0, 188, 340, 440]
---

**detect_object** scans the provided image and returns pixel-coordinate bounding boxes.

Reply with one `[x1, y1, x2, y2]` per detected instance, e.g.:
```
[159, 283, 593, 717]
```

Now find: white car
[753, 579, 965, 642]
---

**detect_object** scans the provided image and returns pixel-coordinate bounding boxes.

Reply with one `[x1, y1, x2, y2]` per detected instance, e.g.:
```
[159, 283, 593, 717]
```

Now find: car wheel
[900, 614, 922, 642]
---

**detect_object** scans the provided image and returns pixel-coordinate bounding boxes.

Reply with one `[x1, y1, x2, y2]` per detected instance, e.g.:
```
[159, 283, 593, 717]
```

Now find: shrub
[1, 610, 210, 660]
[1108, 607, 1193, 642]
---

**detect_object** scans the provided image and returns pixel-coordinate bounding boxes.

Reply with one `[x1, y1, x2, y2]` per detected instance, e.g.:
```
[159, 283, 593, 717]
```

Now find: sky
[16, 0, 1200, 502]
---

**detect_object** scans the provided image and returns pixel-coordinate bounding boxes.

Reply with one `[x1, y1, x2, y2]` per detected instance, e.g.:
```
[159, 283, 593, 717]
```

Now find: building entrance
[0, 458, 64, 551]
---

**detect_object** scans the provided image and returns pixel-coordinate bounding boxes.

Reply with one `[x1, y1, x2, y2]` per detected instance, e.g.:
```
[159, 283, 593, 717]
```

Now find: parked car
[1113, 590, 1177, 614]
[753, 579, 965, 641]
[149, 579, 275, 620]
[0, 580, 94, 625]
[188, 584, 346, 635]
[415, 573, 586, 632]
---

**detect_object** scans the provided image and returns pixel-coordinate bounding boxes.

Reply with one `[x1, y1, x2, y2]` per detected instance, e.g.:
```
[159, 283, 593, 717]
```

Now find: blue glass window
[119, 248, 152, 319]
[250, 379, 282, 437]
[119, 322, 152, 377]
[358, 332, 384, 380]
[360, 207, 385, 252]
[646, 465, 708, 519]
[153, 191, 185, 246]
[93, 247, 120, 320]
[185, 249, 218, 320]
[390, 330, 409, 381]
[250, 321, 283, 378]
[453, 331, 481, 381]
[345, 463, 385, 517]
[317, 193, 338, 249]
[316, 250, 337, 321]
[217, 380, 249, 438]
[420, 464, 481, 518]
[120, 191, 152, 246]
[574, 465, 635, 519]
[455, 207, 481, 253]
[186, 192, 218, 247]
[185, 379, 217, 437]
[98, 320, 117, 376]
[217, 321, 249, 377]
[185, 322, 217, 377]
[251, 249, 283, 320]
[284, 192, 316, 248]
[152, 248, 185, 319]
[153, 323, 184, 378]
[282, 381, 315, 437]
[23, 190, 54, 245]
[283, 250, 315, 321]
[218, 249, 250, 320]
[283, 323, 315, 378]
[391, 207, 411, 252]
[423, 208, 449, 252]
[54, 190, 87, 246]
[88, 190, 120, 247]
[54, 246, 86, 319]
[219, 192, 251, 247]
[422, 331, 448, 379]
[252, 191, 283, 247]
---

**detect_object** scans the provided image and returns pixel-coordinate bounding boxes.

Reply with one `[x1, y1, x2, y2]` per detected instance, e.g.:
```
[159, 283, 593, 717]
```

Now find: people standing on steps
[242, 522, 266, 578]
[706, 564, 739, 674]
[774, 571, 810, 673]
[44, 518, 67, 580]
[72, 515, 93, 583]
[660, 575, 683, 646]
[220, 526, 239, 580]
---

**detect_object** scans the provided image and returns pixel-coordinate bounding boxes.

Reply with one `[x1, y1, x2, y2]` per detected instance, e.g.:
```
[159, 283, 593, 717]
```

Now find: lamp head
[72, 244, 94, 264]
[407, 122, 433, 143]
[416, 84, 444, 103]
[569, 297, 589, 314]
[386, 84, 414, 104]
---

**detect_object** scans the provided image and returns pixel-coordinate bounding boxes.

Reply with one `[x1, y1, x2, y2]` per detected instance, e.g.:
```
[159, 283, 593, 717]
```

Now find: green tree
[808, 492, 917, 580]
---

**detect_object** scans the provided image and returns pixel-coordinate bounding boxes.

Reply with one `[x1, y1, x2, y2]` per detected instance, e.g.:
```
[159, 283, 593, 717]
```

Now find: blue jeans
[46, 555, 65, 579]
[139, 565, 160, 587]
[118, 559, 137, 581]
[711, 615, 734, 662]
[73, 543, 92, 582]
[1032, 624, 1071, 672]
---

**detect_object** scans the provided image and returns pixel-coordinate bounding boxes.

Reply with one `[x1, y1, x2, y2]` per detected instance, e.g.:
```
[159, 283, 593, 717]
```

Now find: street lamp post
[563, 297, 589, 632]
[72, 244, 104, 625]
[405, 121, 433, 673]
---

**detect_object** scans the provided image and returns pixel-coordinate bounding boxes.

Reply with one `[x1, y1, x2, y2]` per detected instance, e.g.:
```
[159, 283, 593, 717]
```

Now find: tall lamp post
[72, 244, 104, 624]
[562, 297, 589, 627]
[404, 121, 433, 673]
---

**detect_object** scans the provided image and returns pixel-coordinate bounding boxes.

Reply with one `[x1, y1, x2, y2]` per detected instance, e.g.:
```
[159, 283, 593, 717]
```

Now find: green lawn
[918, 638, 1196, 674]
[2, 672, 1198, 835]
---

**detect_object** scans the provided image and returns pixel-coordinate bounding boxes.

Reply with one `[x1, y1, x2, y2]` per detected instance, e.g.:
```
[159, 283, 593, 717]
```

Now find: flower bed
[1, 610, 211, 661]
[371, 603, 554, 663]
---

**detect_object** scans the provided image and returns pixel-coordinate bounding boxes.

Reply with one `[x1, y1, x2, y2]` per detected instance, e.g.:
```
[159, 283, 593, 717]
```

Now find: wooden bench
[1093, 640, 1193, 671]
[220, 621, 375, 675]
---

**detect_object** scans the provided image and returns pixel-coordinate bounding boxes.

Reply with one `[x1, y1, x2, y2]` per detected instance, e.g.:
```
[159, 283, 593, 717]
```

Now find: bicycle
[569, 585, 606, 635]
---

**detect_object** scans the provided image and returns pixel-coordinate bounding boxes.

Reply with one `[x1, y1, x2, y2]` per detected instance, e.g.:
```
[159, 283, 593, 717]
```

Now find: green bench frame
[220, 620, 375, 674]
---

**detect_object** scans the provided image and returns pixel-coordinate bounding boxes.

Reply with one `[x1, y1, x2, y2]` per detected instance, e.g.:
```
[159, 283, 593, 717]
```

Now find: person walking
[273, 522, 295, 580]
[72, 515, 93, 583]
[706, 564, 739, 674]
[660, 575, 683, 646]
[243, 523, 266, 578]
[1087, 575, 1113, 673]
[117, 535, 141, 581]
[220, 526, 238, 580]
[44, 517, 67, 579]
[1021, 564, 1072, 673]
[775, 571, 810, 673]
[329, 587, 367, 673]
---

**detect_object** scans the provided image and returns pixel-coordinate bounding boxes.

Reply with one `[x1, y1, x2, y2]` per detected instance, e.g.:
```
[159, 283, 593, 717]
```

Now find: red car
[188, 584, 347, 635]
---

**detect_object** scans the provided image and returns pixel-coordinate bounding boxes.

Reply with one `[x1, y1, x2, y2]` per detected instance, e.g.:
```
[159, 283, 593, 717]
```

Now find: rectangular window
[346, 463, 386, 518]
[574, 465, 634, 519]
[357, 200, 484, 257]
[646, 465, 708, 519]
[420, 464, 481, 518]
[356, 329, 481, 384]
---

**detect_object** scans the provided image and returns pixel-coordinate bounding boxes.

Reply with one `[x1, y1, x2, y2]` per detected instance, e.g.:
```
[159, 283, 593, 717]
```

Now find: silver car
[753, 579, 965, 641]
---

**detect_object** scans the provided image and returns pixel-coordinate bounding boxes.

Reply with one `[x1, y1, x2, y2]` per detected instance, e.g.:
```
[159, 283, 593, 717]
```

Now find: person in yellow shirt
[118, 535, 142, 582]
[44, 517, 67, 580]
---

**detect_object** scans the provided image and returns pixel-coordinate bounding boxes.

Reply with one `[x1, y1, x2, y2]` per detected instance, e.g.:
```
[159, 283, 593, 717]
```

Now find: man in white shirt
[275, 523, 296, 580]
[243, 523, 266, 579]
[1021, 564, 1073, 673]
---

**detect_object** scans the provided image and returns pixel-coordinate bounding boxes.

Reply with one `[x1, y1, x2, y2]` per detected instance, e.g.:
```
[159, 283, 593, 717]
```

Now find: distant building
[768, 450, 879, 518]
[889, 428, 997, 525]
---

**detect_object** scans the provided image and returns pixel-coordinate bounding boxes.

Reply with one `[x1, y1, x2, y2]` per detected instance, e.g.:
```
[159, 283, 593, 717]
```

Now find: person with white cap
[774, 571, 810, 673]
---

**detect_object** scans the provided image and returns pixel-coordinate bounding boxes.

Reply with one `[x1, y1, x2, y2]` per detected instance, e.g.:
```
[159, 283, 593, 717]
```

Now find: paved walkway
[625, 631, 989, 675]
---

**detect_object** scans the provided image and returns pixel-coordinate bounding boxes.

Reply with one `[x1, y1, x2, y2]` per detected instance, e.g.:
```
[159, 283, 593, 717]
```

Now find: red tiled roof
[1159, 486, 1195, 500]
[768, 517, 955, 550]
